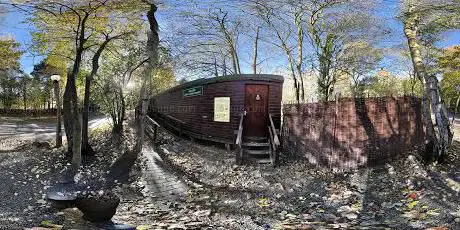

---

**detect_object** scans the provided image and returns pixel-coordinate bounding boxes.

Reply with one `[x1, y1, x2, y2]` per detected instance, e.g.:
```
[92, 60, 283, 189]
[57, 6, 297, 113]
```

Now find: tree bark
[63, 12, 90, 171]
[213, 56, 219, 77]
[295, 13, 305, 101]
[81, 74, 93, 154]
[82, 38, 113, 155]
[222, 55, 227, 76]
[404, 10, 453, 162]
[136, 2, 159, 153]
[252, 26, 260, 75]
[54, 80, 62, 148]
[452, 95, 460, 124]
[230, 47, 239, 75]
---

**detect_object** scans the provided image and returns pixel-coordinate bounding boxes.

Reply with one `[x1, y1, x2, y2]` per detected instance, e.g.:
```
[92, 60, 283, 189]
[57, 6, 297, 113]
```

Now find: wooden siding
[149, 76, 283, 142]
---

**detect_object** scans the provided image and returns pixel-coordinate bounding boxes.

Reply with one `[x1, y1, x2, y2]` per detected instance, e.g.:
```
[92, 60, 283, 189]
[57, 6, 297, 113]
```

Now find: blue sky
[0, 2, 459, 76]
[1, 10, 42, 74]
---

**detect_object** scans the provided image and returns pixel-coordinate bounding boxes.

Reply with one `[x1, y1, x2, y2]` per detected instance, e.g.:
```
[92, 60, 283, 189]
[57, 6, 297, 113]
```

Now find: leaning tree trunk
[136, 2, 159, 153]
[252, 26, 260, 75]
[404, 13, 453, 162]
[82, 38, 112, 155]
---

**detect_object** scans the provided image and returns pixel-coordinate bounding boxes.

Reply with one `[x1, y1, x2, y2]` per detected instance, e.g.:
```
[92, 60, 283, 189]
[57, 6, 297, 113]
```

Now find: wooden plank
[145, 116, 160, 127]
[165, 114, 185, 125]
[183, 130, 233, 144]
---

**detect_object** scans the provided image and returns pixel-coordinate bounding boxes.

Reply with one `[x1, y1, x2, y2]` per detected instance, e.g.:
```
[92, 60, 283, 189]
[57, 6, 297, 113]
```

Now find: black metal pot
[75, 192, 120, 222]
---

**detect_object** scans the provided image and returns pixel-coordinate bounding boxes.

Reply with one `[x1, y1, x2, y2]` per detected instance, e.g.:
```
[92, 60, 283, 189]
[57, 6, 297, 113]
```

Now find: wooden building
[149, 74, 284, 163]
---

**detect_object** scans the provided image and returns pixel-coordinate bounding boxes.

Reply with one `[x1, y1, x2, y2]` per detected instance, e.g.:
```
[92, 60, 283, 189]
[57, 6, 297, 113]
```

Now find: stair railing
[145, 115, 160, 146]
[268, 113, 280, 165]
[235, 112, 245, 164]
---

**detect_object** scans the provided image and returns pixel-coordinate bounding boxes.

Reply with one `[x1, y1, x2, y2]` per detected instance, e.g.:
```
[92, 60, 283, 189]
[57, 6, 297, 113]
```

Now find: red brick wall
[282, 97, 425, 170]
[149, 80, 283, 141]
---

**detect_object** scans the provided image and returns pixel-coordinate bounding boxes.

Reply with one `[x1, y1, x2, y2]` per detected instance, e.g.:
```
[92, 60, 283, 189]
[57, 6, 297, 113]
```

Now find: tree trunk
[63, 12, 90, 172]
[63, 66, 82, 171]
[63, 83, 73, 155]
[230, 47, 239, 75]
[213, 56, 219, 77]
[81, 74, 93, 155]
[82, 38, 112, 155]
[234, 45, 241, 74]
[404, 12, 453, 162]
[222, 55, 227, 76]
[452, 95, 460, 124]
[136, 2, 159, 153]
[295, 13, 305, 101]
[253, 27, 260, 75]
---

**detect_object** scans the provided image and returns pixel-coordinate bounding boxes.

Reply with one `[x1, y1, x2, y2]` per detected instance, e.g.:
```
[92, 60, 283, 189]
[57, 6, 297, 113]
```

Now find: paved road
[0, 116, 111, 142]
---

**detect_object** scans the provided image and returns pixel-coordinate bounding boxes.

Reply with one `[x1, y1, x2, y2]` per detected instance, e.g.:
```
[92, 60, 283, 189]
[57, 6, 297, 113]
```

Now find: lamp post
[51, 75, 62, 148]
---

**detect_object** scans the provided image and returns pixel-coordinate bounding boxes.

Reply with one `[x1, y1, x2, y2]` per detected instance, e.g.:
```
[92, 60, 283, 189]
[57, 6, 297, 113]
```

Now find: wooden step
[255, 158, 272, 164]
[245, 149, 270, 155]
[244, 136, 268, 142]
[242, 142, 270, 147]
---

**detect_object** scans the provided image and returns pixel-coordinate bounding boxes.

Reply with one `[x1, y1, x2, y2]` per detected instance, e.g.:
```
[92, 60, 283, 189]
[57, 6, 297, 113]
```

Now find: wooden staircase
[235, 113, 281, 166]
[242, 136, 272, 164]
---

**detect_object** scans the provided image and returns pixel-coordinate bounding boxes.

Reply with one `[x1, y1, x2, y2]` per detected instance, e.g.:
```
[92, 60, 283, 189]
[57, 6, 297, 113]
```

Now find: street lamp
[51, 75, 62, 148]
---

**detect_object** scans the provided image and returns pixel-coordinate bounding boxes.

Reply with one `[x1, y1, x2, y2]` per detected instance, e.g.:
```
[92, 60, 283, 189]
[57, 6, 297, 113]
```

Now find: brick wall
[282, 97, 425, 170]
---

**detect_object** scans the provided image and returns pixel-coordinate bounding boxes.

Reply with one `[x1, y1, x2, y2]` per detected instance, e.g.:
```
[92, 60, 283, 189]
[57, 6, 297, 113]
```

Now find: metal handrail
[268, 125, 275, 164]
[235, 112, 244, 146]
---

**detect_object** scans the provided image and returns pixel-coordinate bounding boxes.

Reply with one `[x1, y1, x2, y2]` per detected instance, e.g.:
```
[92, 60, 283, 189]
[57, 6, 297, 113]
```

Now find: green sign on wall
[183, 86, 203, 97]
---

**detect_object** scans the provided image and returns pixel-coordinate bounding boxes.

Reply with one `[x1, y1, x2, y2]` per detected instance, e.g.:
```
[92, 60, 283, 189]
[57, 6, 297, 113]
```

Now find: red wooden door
[245, 84, 269, 137]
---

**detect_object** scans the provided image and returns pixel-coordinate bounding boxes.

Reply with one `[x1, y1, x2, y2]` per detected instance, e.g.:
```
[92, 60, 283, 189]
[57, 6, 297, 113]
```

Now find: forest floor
[155, 133, 460, 230]
[0, 116, 460, 229]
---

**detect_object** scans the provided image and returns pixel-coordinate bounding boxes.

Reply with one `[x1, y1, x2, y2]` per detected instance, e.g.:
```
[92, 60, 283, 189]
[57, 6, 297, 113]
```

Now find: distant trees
[0, 38, 23, 109]
[439, 46, 460, 122]
[6, 0, 151, 171]
[245, 0, 384, 103]
[340, 41, 384, 97]
[176, 5, 243, 77]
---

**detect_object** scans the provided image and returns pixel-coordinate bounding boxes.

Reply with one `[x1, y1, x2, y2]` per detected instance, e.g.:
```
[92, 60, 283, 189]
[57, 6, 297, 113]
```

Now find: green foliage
[439, 46, 460, 108]
[366, 72, 404, 97]
[0, 70, 21, 108]
[340, 41, 384, 96]
[439, 46, 460, 72]
[0, 38, 23, 71]
[440, 72, 460, 108]
[0, 38, 24, 108]
[402, 77, 423, 97]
